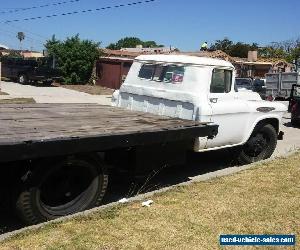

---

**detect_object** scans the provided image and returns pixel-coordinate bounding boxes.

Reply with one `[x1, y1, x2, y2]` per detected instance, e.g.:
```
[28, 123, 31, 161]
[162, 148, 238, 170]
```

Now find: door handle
[210, 98, 218, 103]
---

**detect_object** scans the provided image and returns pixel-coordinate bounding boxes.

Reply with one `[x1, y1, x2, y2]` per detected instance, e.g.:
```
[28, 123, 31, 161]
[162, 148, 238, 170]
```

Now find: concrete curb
[0, 150, 298, 242]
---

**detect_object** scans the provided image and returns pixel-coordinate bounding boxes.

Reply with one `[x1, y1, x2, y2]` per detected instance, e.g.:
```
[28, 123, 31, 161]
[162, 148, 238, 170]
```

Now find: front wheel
[16, 156, 108, 225]
[43, 80, 53, 86]
[18, 74, 28, 84]
[237, 124, 277, 165]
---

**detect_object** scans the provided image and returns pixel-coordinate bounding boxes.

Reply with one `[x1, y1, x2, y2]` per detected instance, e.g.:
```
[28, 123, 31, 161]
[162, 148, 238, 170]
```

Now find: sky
[0, 0, 299, 52]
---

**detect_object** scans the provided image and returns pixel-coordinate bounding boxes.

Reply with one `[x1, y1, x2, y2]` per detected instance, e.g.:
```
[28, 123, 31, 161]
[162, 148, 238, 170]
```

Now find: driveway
[0, 81, 112, 105]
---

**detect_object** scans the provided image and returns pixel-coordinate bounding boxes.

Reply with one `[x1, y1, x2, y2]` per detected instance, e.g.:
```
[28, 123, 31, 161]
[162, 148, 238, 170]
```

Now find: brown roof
[101, 49, 236, 62]
[101, 48, 155, 58]
[173, 50, 235, 63]
[100, 49, 291, 66]
[232, 56, 291, 66]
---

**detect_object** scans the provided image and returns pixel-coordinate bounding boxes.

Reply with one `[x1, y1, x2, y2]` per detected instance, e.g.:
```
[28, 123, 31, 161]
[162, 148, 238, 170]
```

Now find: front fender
[242, 113, 282, 144]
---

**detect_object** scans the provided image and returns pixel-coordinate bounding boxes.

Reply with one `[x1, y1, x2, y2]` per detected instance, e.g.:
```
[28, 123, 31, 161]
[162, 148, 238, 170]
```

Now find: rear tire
[237, 124, 277, 165]
[16, 156, 108, 225]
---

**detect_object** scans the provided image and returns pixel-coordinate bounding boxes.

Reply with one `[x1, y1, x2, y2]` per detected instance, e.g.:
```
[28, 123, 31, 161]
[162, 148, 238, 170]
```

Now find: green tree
[45, 34, 101, 84]
[286, 47, 300, 63]
[107, 37, 164, 50]
[210, 37, 233, 54]
[17, 32, 25, 50]
[258, 39, 300, 62]
[107, 37, 143, 50]
[143, 40, 163, 48]
[230, 42, 258, 58]
[258, 46, 287, 59]
[210, 38, 259, 57]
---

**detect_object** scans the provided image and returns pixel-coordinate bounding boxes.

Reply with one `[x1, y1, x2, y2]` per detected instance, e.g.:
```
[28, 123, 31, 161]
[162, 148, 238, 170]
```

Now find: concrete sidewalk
[0, 81, 112, 105]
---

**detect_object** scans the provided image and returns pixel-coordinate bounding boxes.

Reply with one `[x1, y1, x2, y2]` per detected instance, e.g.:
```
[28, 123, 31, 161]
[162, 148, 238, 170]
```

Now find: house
[0, 49, 44, 58]
[95, 49, 231, 89]
[21, 50, 44, 58]
[232, 51, 292, 78]
[95, 49, 292, 89]
[120, 45, 177, 54]
[0, 44, 9, 50]
[174, 50, 292, 78]
[96, 49, 153, 89]
[96, 56, 133, 89]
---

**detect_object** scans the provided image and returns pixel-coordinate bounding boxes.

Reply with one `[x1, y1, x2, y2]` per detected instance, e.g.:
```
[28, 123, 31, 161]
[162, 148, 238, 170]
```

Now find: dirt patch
[0, 91, 9, 95]
[0, 98, 36, 104]
[2, 153, 299, 249]
[55, 84, 114, 95]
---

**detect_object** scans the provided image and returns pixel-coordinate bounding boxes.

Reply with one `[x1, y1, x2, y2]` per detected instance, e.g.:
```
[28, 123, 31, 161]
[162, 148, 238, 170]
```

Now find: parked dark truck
[0, 57, 61, 85]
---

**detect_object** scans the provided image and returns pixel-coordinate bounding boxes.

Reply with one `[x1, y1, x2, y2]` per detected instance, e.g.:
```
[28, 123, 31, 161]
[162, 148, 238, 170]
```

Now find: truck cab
[112, 55, 287, 164]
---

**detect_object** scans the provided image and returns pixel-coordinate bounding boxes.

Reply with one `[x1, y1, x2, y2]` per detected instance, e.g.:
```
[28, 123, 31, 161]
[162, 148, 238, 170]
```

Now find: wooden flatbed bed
[0, 104, 217, 163]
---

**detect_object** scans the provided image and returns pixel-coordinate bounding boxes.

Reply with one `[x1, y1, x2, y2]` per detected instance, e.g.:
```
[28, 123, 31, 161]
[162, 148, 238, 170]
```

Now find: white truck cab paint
[112, 55, 287, 164]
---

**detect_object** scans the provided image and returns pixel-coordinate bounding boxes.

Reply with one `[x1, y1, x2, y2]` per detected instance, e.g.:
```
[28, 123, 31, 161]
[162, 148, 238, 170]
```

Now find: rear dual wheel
[16, 156, 108, 225]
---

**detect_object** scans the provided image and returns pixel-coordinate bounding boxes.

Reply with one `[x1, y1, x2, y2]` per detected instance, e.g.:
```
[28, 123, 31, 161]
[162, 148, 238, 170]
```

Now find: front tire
[16, 156, 108, 225]
[18, 74, 28, 84]
[237, 124, 277, 165]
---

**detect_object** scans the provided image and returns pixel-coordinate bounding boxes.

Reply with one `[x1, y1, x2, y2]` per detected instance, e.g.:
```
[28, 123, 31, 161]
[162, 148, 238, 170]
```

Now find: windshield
[235, 78, 252, 89]
[253, 79, 265, 86]
[293, 85, 300, 98]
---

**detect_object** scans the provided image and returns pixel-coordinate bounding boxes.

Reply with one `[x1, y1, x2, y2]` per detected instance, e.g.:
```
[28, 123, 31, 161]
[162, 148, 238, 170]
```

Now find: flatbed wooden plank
[0, 104, 218, 162]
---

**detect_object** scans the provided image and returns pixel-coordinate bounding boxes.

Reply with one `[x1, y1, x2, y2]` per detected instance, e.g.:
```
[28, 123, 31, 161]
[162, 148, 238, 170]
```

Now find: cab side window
[210, 69, 232, 93]
[138, 64, 185, 84]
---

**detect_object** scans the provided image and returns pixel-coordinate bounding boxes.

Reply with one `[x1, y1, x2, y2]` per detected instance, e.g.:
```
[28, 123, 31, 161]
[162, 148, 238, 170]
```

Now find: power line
[0, 32, 43, 51]
[0, 0, 81, 15]
[0, 28, 45, 48]
[3, 0, 156, 24]
[0, 26, 45, 44]
[4, 23, 49, 40]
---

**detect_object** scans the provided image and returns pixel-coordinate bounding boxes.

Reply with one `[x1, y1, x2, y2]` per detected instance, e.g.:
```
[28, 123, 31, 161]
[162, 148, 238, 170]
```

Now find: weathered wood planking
[0, 104, 218, 162]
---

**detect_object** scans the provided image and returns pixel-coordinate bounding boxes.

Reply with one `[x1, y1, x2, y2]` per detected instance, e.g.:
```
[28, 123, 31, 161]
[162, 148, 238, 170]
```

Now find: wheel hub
[245, 133, 268, 157]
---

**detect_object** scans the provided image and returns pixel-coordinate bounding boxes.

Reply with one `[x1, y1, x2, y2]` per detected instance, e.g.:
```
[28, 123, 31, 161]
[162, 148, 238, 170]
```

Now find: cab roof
[135, 54, 233, 68]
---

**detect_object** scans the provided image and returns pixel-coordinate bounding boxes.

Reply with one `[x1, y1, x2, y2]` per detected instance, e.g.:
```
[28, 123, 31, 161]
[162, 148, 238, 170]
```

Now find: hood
[238, 91, 262, 101]
[247, 100, 288, 113]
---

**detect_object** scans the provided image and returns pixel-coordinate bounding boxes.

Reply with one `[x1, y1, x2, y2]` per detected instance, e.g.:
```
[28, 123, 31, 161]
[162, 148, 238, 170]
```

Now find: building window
[138, 64, 185, 84]
[210, 69, 232, 93]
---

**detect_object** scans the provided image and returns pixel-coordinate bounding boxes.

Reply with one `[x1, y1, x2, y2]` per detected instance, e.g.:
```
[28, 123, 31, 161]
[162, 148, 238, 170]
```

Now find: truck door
[206, 68, 249, 148]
